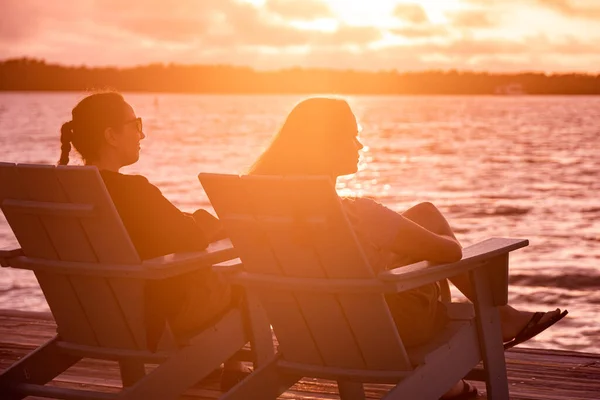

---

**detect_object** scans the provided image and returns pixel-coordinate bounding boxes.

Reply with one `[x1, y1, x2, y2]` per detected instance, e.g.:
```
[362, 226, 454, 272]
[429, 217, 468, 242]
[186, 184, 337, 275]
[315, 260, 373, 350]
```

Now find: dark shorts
[385, 282, 448, 347]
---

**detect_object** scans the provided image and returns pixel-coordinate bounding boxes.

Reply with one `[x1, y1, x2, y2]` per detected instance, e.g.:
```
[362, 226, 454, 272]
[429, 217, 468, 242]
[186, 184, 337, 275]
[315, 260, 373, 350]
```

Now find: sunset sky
[2, 0, 599, 72]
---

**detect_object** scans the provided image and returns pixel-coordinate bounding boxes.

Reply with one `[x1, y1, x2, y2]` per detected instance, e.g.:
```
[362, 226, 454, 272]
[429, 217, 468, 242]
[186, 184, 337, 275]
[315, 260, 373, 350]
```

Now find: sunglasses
[119, 117, 143, 133]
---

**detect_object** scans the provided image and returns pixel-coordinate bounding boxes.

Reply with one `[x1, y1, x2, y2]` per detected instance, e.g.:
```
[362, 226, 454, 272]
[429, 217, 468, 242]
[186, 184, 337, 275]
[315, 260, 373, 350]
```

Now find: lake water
[0, 92, 598, 352]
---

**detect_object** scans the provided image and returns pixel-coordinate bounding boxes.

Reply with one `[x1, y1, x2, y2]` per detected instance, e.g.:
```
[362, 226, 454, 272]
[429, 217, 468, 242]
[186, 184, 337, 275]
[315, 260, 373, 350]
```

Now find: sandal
[504, 309, 568, 350]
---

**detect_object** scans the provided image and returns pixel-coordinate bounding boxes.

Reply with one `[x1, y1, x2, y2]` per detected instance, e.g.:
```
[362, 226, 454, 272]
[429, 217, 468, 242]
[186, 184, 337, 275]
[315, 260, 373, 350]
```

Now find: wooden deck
[0, 310, 598, 400]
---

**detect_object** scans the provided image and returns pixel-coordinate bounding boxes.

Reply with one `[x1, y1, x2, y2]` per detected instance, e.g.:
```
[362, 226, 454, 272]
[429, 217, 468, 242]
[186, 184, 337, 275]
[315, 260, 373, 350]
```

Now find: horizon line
[4, 57, 600, 77]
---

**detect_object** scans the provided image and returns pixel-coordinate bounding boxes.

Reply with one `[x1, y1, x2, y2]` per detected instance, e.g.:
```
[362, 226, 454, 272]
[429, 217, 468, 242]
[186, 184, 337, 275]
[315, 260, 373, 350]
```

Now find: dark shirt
[100, 170, 209, 260]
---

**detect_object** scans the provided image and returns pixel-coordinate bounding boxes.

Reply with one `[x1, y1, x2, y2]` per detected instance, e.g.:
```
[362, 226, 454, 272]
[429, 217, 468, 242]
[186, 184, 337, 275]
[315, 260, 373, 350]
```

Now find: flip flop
[504, 309, 568, 350]
[439, 380, 479, 400]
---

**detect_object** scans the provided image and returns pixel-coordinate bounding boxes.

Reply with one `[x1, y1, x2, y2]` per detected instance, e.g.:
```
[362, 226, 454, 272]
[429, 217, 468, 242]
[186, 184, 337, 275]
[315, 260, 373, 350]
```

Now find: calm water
[0, 92, 599, 352]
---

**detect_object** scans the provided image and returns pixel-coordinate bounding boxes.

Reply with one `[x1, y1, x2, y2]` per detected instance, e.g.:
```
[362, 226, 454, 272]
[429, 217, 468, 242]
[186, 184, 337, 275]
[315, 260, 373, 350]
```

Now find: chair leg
[118, 360, 146, 387]
[221, 355, 300, 400]
[0, 335, 80, 400]
[116, 308, 248, 400]
[338, 381, 366, 400]
[470, 262, 510, 400]
[242, 291, 275, 368]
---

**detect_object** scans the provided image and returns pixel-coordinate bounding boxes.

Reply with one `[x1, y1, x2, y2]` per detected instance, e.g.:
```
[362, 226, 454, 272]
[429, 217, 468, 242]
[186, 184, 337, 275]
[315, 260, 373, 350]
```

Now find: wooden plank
[219, 217, 324, 365]
[11, 165, 103, 347]
[0, 163, 58, 259]
[385, 321, 482, 399]
[12, 165, 143, 350]
[242, 176, 411, 371]
[15, 164, 98, 263]
[0, 336, 81, 397]
[337, 381, 365, 400]
[1, 312, 600, 400]
[240, 177, 367, 369]
[241, 292, 276, 367]
[199, 173, 324, 366]
[108, 279, 147, 350]
[287, 178, 410, 370]
[379, 238, 529, 284]
[54, 166, 140, 265]
[69, 276, 138, 349]
[9, 246, 236, 279]
[1, 199, 96, 218]
[253, 220, 367, 369]
[8, 383, 116, 400]
[118, 308, 248, 400]
[34, 271, 98, 346]
[470, 261, 510, 399]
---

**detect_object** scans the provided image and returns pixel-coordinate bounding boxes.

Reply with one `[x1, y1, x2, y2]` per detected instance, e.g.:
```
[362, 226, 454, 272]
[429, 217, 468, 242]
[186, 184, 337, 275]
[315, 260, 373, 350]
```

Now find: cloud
[265, 0, 334, 19]
[86, 0, 374, 48]
[390, 25, 449, 39]
[0, 0, 41, 41]
[392, 3, 429, 24]
[1, 0, 599, 73]
[445, 10, 497, 28]
[465, 0, 600, 20]
[534, 0, 600, 19]
[91, 0, 234, 43]
[0, 1, 90, 43]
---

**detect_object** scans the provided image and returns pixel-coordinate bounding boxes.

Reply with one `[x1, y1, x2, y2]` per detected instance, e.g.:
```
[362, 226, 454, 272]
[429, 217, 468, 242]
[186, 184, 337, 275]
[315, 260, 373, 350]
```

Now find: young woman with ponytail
[59, 92, 247, 388]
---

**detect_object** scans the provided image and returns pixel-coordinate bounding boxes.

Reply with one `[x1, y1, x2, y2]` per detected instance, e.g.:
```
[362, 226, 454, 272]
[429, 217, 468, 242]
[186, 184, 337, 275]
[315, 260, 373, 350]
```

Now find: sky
[1, 0, 600, 73]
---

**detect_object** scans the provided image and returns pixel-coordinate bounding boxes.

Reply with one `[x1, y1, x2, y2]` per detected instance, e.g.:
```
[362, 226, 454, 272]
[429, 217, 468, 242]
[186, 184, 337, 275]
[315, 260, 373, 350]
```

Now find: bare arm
[389, 216, 462, 263]
[349, 198, 462, 264]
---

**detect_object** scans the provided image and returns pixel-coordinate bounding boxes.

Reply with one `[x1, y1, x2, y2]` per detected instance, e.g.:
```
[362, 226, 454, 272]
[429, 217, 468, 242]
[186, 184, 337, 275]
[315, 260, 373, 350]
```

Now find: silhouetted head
[249, 97, 362, 177]
[58, 92, 145, 170]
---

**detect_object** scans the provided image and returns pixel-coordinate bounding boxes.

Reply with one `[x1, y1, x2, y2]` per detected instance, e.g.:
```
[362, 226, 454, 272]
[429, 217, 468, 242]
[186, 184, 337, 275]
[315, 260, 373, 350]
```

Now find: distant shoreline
[2, 90, 600, 96]
[2, 58, 600, 95]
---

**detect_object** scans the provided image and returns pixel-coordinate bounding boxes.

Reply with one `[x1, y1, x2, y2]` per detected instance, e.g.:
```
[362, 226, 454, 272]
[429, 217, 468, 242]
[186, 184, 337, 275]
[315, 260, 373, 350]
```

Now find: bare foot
[499, 306, 562, 342]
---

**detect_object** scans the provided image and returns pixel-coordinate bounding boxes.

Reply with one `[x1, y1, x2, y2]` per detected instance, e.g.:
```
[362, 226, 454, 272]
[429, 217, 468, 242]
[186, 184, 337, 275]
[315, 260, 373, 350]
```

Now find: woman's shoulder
[343, 196, 403, 228]
[100, 170, 157, 194]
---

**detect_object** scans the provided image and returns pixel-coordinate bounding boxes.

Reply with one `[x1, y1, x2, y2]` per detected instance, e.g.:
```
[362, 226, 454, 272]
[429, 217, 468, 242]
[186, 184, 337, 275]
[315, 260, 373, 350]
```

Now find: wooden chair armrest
[377, 237, 528, 291]
[141, 238, 237, 277]
[142, 246, 238, 276]
[0, 248, 24, 268]
[8, 240, 238, 279]
[212, 260, 244, 275]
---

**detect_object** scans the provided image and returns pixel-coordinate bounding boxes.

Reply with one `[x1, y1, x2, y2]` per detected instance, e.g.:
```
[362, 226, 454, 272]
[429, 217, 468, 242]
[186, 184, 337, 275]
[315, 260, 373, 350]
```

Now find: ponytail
[58, 121, 73, 165]
[59, 91, 127, 165]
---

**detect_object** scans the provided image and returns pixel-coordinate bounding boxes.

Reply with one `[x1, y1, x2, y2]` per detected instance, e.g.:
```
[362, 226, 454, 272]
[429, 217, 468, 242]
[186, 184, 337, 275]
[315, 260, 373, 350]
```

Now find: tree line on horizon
[1, 58, 599, 95]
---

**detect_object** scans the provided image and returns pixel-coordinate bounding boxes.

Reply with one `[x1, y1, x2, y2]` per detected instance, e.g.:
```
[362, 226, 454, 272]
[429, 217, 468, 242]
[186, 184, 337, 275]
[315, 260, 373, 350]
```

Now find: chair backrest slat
[200, 173, 412, 370]
[0, 163, 59, 259]
[54, 166, 140, 264]
[0, 163, 147, 350]
[0, 163, 97, 345]
[239, 177, 367, 369]
[15, 165, 98, 262]
[202, 174, 324, 365]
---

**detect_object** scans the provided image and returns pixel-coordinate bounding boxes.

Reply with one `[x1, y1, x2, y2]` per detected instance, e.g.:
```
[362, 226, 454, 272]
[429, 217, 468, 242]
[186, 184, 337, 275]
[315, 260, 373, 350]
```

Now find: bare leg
[401, 202, 562, 341]
[401, 202, 477, 300]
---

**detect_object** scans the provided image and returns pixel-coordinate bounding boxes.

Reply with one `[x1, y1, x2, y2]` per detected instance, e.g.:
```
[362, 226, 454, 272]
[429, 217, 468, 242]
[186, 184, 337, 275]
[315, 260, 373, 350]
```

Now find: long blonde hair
[249, 97, 358, 176]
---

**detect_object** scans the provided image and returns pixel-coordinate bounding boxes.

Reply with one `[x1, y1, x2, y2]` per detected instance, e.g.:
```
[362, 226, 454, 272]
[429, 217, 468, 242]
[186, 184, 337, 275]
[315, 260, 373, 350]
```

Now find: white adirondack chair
[199, 173, 528, 400]
[0, 163, 273, 400]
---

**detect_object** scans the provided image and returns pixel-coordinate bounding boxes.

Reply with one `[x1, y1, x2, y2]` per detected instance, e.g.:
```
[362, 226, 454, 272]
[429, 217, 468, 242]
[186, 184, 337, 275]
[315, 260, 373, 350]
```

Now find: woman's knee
[402, 201, 449, 233]
[403, 201, 440, 221]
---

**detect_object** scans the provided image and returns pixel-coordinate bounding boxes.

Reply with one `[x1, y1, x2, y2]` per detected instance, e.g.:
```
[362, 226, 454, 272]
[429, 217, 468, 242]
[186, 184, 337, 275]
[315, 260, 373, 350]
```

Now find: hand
[192, 209, 228, 242]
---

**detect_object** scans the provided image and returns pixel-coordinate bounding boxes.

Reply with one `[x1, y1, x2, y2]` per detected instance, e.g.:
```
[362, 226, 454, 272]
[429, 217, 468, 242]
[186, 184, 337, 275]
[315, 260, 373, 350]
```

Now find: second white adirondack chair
[199, 173, 528, 400]
[0, 163, 273, 400]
